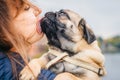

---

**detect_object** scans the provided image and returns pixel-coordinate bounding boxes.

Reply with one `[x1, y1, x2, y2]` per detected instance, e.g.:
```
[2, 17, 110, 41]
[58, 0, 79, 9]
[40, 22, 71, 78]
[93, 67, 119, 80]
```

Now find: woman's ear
[79, 19, 96, 44]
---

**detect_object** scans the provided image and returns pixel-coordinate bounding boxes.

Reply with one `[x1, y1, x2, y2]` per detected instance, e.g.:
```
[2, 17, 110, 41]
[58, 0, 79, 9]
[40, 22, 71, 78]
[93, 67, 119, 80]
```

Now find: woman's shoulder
[0, 52, 10, 65]
[0, 51, 7, 59]
[0, 51, 13, 79]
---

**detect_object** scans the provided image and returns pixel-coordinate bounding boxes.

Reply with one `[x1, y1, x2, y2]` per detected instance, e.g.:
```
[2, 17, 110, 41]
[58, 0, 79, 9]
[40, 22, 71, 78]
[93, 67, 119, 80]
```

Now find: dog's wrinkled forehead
[62, 9, 83, 26]
[43, 9, 82, 26]
[43, 9, 83, 28]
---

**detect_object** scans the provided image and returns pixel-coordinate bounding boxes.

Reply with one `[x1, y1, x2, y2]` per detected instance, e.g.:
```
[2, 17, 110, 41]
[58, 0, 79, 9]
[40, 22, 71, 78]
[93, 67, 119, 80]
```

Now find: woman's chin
[28, 33, 44, 44]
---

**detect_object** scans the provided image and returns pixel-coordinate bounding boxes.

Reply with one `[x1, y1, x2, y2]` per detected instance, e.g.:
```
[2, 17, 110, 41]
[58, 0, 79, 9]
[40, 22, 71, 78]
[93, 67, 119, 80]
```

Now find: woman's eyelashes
[24, 4, 30, 11]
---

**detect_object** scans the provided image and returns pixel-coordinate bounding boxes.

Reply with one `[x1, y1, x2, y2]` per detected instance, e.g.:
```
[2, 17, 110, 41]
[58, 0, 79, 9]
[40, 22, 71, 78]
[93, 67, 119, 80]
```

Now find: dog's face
[41, 9, 96, 53]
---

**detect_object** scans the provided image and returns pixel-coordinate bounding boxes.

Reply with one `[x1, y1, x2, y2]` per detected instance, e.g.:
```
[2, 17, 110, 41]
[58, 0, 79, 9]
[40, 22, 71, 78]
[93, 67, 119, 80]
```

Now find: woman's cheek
[22, 16, 37, 35]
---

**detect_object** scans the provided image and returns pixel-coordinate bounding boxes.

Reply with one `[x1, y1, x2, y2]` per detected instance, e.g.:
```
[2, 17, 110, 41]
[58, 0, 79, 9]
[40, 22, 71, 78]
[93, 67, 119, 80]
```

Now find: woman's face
[12, 1, 43, 44]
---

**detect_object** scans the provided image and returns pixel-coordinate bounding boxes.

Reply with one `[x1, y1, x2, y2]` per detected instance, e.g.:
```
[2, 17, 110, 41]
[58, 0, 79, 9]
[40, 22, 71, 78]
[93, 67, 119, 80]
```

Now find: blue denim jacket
[0, 52, 56, 80]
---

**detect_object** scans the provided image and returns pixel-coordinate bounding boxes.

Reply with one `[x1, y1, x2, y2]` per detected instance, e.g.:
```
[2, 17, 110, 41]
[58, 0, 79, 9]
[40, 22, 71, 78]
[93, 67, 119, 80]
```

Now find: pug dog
[20, 9, 106, 80]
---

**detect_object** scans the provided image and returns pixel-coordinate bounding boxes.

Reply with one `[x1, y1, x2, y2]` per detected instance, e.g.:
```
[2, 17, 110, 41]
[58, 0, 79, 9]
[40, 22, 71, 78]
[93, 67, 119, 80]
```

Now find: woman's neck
[10, 46, 30, 54]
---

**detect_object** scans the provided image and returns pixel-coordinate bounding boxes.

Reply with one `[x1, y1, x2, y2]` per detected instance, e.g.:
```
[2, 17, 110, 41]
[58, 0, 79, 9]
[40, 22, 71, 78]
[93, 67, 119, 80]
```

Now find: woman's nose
[33, 7, 42, 16]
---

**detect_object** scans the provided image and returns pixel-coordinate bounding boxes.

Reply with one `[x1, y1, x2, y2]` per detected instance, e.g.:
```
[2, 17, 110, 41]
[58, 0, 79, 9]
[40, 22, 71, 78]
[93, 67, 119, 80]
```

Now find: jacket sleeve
[38, 69, 56, 80]
[0, 52, 13, 80]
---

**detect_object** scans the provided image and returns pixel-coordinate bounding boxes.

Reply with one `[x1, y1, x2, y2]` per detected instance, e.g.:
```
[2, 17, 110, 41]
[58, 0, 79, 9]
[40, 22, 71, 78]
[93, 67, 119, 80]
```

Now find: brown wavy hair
[0, 0, 33, 60]
[0, 0, 35, 78]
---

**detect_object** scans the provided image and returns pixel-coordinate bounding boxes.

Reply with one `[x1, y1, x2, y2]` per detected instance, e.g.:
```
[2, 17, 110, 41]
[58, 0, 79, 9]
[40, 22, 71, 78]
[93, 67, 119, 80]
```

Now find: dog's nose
[45, 12, 55, 17]
[45, 12, 56, 22]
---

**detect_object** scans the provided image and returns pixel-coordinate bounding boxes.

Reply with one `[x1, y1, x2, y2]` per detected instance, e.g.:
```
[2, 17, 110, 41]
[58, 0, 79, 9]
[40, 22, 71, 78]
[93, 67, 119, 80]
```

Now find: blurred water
[103, 53, 120, 80]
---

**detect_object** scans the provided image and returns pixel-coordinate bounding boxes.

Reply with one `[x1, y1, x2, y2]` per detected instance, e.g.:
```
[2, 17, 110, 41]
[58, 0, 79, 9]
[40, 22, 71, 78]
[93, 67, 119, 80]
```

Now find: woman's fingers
[19, 59, 41, 80]
[19, 66, 35, 80]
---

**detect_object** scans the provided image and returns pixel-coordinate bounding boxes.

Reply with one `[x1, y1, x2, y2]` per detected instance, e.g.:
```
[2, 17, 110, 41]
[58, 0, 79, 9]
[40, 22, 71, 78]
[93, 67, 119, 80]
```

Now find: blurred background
[31, 0, 120, 80]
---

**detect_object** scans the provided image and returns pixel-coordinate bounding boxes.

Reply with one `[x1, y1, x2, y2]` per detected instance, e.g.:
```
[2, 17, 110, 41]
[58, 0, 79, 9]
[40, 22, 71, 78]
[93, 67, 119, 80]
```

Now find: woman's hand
[19, 59, 41, 80]
[19, 53, 49, 80]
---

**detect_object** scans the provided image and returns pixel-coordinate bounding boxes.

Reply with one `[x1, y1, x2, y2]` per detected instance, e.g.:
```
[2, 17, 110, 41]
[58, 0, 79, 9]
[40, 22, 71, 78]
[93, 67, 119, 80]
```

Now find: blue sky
[31, 0, 120, 39]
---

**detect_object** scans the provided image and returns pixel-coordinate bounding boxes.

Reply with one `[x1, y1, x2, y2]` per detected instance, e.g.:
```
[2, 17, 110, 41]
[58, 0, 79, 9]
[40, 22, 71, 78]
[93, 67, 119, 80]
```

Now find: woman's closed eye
[24, 4, 30, 11]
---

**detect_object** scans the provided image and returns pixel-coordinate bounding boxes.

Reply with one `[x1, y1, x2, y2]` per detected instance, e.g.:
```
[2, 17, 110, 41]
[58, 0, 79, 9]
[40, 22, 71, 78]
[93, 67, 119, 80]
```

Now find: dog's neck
[49, 46, 62, 53]
[49, 44, 76, 56]
[74, 39, 101, 52]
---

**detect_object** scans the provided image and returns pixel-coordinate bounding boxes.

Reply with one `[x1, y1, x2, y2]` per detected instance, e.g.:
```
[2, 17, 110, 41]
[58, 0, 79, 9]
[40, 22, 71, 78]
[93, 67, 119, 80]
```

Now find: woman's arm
[20, 52, 80, 80]
[20, 52, 50, 80]
[54, 72, 81, 80]
[38, 69, 56, 80]
[38, 70, 80, 80]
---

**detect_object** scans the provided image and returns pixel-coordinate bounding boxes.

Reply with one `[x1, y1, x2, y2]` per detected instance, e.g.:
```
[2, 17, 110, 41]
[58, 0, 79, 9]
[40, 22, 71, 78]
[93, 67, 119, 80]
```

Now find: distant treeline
[97, 35, 120, 53]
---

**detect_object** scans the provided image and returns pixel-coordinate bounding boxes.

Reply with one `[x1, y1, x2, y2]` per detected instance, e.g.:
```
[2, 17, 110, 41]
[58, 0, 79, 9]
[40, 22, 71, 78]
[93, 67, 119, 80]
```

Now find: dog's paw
[19, 59, 41, 80]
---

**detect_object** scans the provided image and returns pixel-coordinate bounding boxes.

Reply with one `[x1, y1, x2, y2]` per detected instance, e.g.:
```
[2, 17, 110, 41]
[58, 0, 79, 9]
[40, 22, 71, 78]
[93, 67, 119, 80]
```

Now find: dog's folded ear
[79, 19, 96, 44]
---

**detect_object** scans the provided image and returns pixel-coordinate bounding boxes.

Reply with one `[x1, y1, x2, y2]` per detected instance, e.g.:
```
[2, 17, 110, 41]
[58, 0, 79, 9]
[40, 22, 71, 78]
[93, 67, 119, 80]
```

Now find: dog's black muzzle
[40, 10, 73, 51]
[40, 10, 68, 48]
[40, 10, 70, 33]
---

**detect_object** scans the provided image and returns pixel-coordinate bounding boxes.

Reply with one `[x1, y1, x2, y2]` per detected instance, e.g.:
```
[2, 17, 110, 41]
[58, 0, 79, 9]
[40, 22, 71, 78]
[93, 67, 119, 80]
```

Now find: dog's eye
[59, 12, 70, 20]
[60, 12, 65, 15]
[70, 25, 73, 28]
[59, 12, 66, 16]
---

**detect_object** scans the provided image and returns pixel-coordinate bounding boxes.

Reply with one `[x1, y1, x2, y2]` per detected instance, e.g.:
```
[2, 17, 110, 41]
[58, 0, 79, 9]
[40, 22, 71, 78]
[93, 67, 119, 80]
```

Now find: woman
[0, 0, 79, 80]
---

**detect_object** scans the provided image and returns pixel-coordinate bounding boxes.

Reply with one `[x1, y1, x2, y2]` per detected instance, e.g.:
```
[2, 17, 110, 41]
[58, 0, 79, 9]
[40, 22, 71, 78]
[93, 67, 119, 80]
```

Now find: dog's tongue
[35, 17, 44, 34]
